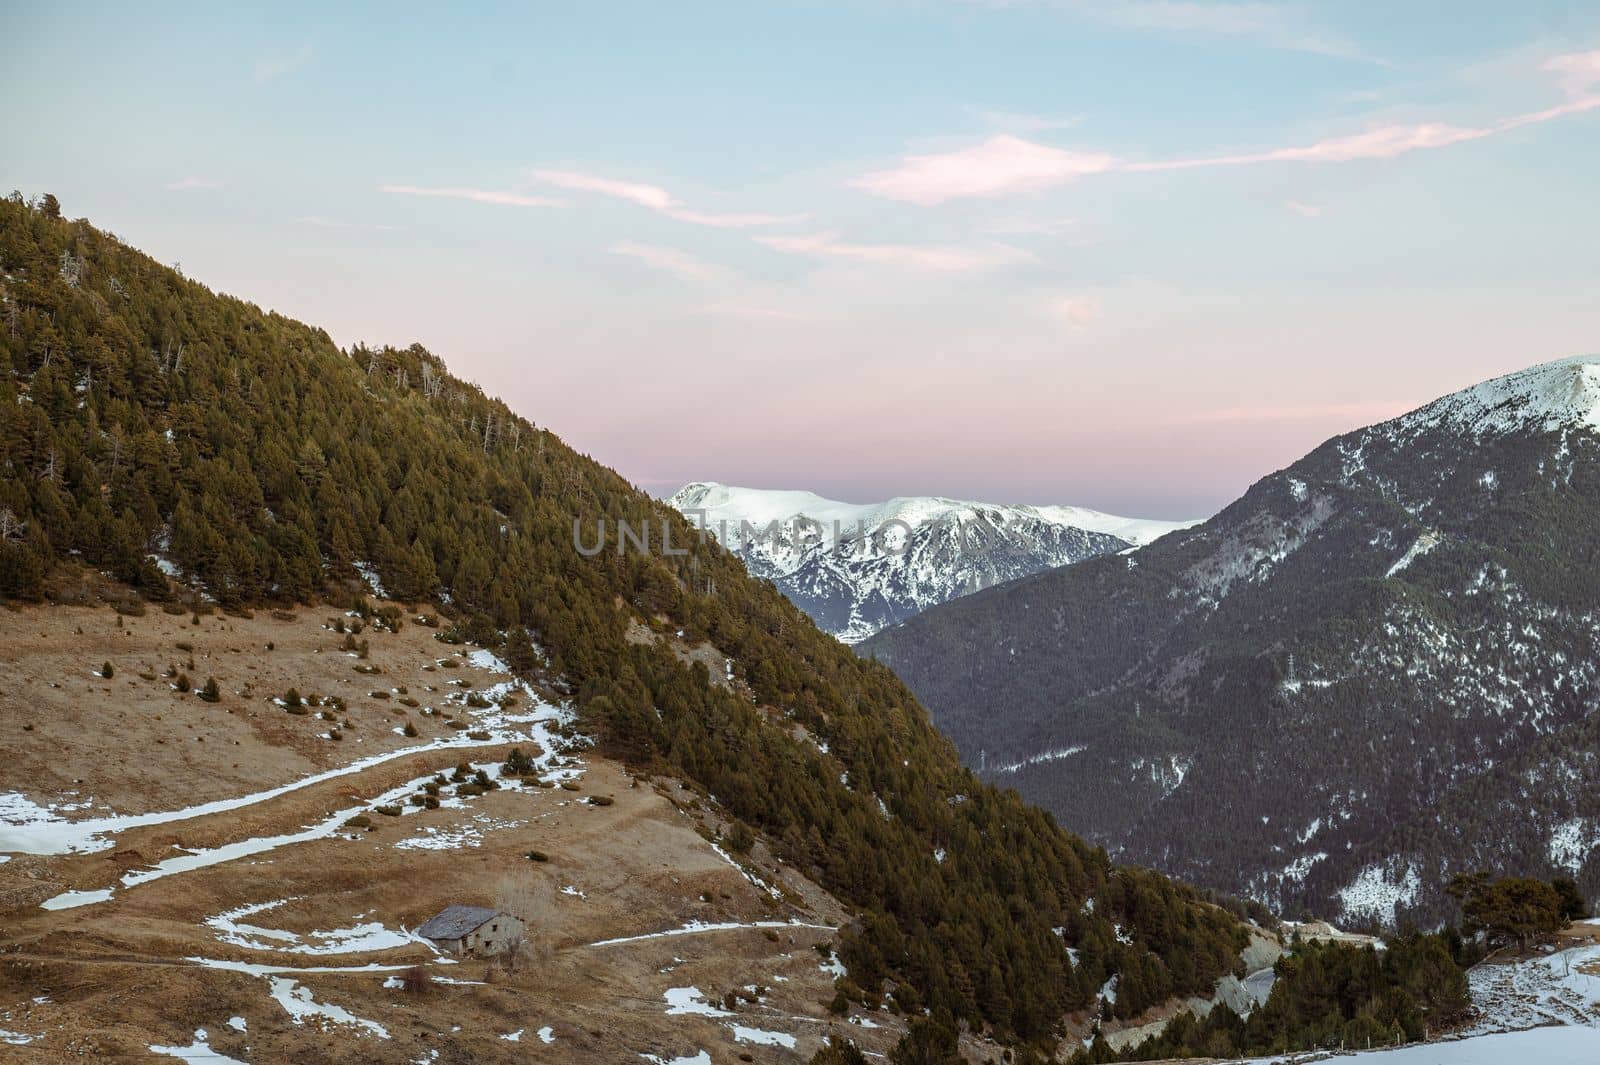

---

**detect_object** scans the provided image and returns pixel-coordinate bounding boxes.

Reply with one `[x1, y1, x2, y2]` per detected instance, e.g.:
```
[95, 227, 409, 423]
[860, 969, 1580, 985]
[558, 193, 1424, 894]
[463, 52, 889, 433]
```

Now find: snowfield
[1462, 941, 1600, 1035]
[1337, 863, 1421, 924]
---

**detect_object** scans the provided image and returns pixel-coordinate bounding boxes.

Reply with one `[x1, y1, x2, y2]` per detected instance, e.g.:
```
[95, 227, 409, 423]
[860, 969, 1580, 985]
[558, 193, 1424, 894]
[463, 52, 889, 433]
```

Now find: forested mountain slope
[0, 195, 1247, 1053]
[864, 355, 1600, 927]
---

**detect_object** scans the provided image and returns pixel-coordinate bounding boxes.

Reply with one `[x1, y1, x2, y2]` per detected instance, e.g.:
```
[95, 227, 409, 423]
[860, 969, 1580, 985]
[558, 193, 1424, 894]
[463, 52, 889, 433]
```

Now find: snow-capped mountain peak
[668, 482, 1198, 641]
[1396, 354, 1600, 438]
[669, 483, 1194, 549]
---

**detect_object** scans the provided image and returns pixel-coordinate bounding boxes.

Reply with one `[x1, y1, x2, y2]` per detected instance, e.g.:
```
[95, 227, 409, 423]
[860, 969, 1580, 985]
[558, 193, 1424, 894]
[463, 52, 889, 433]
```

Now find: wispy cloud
[379, 185, 566, 208]
[609, 241, 723, 281]
[858, 61, 1600, 205]
[532, 170, 675, 209]
[969, 1, 1373, 62]
[1544, 48, 1600, 98]
[1130, 96, 1600, 173]
[756, 231, 1033, 272]
[164, 176, 222, 191]
[853, 135, 1117, 205]
[532, 168, 802, 228]
[254, 44, 313, 84]
[1284, 200, 1323, 217]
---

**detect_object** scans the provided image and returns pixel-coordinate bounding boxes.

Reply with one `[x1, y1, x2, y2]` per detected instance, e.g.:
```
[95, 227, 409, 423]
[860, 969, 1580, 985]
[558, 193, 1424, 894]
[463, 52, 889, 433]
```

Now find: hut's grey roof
[416, 904, 500, 940]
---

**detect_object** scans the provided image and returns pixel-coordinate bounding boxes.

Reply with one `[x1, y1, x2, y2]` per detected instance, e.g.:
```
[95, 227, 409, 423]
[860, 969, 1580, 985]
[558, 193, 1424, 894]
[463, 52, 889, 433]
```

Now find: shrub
[400, 966, 432, 995]
[527, 850, 550, 862]
[198, 677, 221, 702]
[100, 661, 114, 679]
[402, 721, 419, 737]
[726, 820, 756, 854]
[588, 795, 615, 807]
[284, 687, 302, 708]
[175, 672, 191, 693]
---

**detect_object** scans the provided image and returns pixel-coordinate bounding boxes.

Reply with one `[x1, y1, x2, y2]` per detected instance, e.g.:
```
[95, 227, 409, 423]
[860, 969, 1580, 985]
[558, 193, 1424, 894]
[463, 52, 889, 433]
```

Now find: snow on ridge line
[1394, 353, 1600, 438]
[667, 482, 1199, 547]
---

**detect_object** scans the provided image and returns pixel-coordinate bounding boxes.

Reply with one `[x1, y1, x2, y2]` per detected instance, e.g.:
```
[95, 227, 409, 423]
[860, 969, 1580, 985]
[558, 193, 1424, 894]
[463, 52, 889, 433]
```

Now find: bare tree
[400, 965, 432, 995]
[500, 930, 526, 972]
[0, 507, 24, 542]
[58, 250, 84, 287]
[495, 872, 554, 963]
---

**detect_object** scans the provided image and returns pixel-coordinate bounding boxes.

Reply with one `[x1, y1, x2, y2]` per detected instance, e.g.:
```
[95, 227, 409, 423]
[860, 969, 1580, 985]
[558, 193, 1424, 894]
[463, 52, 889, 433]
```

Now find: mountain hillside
[0, 195, 1249, 1056]
[669, 482, 1194, 641]
[864, 355, 1600, 926]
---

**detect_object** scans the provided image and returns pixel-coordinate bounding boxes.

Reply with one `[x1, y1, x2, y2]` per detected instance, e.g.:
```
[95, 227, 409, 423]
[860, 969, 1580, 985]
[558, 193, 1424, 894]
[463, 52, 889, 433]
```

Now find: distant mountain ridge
[863, 354, 1600, 925]
[668, 482, 1196, 641]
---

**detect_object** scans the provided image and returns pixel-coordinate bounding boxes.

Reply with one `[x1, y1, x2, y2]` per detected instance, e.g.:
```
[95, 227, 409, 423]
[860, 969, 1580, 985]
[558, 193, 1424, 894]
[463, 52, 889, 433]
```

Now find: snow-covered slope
[668, 483, 1196, 642]
[1395, 354, 1600, 438]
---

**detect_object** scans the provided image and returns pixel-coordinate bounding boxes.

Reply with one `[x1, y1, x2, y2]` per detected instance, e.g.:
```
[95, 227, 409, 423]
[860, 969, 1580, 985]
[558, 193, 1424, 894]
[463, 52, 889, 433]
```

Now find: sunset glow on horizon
[8, 1, 1599, 517]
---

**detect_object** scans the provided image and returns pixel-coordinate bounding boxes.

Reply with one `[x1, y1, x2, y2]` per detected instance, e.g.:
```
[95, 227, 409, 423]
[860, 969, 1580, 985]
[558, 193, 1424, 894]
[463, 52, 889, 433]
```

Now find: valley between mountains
[3, 200, 1599, 1063]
